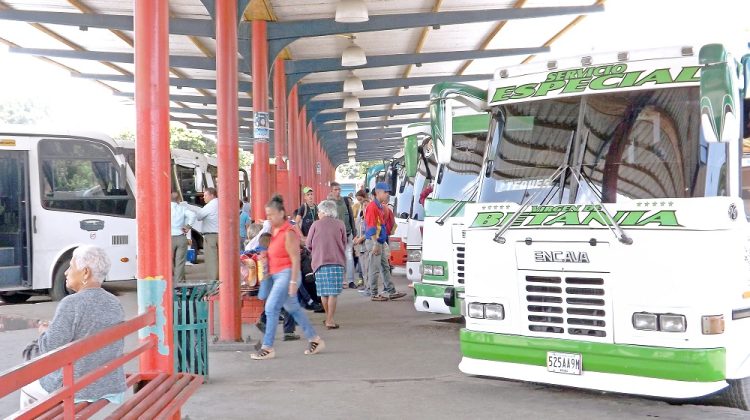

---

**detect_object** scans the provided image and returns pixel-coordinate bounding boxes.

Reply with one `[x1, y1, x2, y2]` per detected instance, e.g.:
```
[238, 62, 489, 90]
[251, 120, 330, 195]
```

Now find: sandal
[304, 339, 325, 355]
[371, 295, 388, 302]
[325, 323, 340, 330]
[250, 347, 275, 360]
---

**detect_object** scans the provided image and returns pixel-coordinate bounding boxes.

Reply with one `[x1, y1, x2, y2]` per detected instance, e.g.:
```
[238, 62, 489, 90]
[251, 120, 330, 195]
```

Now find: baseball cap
[374, 182, 391, 192]
[302, 186, 314, 194]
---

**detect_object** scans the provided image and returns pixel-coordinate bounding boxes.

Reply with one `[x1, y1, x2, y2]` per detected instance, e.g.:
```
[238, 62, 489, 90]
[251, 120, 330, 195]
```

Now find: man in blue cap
[364, 182, 406, 301]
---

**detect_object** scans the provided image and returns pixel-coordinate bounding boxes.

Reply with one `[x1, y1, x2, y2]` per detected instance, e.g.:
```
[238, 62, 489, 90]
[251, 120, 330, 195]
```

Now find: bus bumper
[459, 329, 727, 399]
[414, 283, 462, 315]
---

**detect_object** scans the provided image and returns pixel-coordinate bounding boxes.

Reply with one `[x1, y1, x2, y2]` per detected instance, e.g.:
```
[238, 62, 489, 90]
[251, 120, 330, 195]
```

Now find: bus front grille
[524, 275, 608, 340]
[455, 246, 465, 284]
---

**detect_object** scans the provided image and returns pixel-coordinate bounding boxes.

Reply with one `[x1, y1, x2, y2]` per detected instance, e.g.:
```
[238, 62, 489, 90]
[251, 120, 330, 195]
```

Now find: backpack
[299, 204, 317, 236]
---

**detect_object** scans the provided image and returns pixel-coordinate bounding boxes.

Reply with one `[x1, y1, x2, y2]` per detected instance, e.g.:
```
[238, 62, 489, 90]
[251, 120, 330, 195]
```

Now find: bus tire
[0, 292, 31, 304]
[722, 377, 750, 410]
[50, 254, 73, 301]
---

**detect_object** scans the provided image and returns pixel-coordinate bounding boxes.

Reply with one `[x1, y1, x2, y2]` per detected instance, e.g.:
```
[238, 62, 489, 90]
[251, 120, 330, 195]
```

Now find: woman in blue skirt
[306, 200, 347, 329]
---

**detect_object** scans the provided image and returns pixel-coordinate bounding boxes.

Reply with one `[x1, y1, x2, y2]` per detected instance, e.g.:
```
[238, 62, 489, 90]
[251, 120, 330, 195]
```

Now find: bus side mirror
[431, 99, 453, 164]
[404, 135, 418, 178]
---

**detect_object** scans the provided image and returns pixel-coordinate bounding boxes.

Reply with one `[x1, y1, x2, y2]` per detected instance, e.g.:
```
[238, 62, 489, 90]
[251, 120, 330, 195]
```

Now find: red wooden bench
[0, 308, 203, 419]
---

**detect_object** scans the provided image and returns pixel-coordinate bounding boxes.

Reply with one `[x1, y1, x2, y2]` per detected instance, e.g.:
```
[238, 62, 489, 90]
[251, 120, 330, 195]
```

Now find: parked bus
[400, 123, 432, 283]
[0, 128, 137, 302]
[434, 44, 750, 408]
[410, 113, 489, 315]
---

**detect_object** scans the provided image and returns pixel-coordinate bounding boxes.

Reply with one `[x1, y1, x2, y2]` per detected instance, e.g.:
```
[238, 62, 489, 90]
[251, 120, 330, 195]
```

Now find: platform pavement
[0, 264, 745, 419]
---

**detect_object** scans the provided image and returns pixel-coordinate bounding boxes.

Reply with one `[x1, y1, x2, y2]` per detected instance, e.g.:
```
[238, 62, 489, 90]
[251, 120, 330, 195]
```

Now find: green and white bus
[412, 111, 489, 315]
[431, 44, 750, 407]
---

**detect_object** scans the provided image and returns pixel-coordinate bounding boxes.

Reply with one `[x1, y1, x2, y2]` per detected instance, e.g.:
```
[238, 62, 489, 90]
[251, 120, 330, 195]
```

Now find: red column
[299, 107, 308, 193]
[307, 122, 314, 194]
[134, 0, 173, 375]
[251, 20, 270, 219]
[216, 0, 241, 342]
[287, 86, 299, 208]
[273, 58, 289, 203]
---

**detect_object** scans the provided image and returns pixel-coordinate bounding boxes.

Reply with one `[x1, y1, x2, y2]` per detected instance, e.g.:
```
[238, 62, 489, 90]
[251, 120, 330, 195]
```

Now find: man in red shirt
[364, 183, 406, 302]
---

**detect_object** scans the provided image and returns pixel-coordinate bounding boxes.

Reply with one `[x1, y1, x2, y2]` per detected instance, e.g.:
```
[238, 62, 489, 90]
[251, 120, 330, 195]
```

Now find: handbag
[22, 339, 40, 361]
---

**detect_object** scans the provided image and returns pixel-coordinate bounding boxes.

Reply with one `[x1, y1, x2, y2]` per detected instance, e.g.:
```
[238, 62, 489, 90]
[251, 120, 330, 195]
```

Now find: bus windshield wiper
[492, 163, 568, 244]
[436, 178, 480, 226]
[568, 167, 633, 245]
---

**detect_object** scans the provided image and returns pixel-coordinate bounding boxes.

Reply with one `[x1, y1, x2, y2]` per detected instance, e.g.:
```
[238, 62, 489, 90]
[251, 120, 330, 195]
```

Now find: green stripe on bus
[424, 199, 468, 218]
[460, 330, 725, 382]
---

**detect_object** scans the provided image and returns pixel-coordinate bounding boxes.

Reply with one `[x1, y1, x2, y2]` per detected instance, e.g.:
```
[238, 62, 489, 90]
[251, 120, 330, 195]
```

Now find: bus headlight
[468, 303, 485, 319]
[659, 314, 687, 333]
[407, 250, 422, 262]
[432, 265, 444, 276]
[632, 312, 658, 331]
[484, 304, 505, 320]
[423, 265, 433, 275]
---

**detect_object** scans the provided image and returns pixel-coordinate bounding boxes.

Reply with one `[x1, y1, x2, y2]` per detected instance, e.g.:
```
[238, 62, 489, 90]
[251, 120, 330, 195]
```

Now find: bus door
[0, 150, 31, 288]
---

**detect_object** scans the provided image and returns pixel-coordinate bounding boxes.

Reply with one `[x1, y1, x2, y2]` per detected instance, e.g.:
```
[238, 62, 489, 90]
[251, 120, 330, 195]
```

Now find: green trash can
[173, 282, 218, 381]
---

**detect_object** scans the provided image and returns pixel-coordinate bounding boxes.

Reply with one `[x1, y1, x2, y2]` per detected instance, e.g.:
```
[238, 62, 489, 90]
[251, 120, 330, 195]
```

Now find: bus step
[0, 266, 21, 287]
[0, 247, 15, 266]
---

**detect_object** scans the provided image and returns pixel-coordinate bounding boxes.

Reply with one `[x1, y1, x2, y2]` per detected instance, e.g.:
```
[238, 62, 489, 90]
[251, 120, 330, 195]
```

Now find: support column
[134, 0, 173, 375]
[251, 20, 270, 219]
[273, 58, 289, 203]
[299, 108, 308, 193]
[287, 86, 299, 208]
[216, 0, 241, 342]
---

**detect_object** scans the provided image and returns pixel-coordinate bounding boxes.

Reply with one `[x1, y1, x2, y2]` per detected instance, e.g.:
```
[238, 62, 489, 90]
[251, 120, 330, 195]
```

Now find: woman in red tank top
[251, 195, 324, 360]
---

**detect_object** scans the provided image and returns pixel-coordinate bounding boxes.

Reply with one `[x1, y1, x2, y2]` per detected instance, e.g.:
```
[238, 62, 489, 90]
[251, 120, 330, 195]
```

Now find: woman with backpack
[295, 186, 318, 241]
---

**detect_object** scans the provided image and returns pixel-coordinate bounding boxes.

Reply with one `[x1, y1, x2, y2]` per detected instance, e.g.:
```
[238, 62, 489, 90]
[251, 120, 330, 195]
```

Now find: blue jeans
[262, 269, 317, 348]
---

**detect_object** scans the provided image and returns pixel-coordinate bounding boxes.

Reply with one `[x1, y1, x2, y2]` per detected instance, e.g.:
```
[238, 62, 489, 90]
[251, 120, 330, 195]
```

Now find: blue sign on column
[254, 112, 269, 140]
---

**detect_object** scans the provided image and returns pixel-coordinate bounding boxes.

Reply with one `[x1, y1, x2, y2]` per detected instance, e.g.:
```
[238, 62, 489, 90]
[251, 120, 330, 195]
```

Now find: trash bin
[173, 282, 218, 381]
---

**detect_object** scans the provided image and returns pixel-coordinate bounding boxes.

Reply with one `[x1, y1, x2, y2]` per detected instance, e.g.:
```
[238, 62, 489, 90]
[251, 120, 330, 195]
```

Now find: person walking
[171, 192, 195, 282]
[195, 187, 219, 281]
[329, 182, 356, 289]
[251, 195, 324, 360]
[294, 186, 319, 240]
[365, 183, 406, 302]
[306, 200, 346, 329]
[20, 246, 126, 408]
[353, 190, 369, 290]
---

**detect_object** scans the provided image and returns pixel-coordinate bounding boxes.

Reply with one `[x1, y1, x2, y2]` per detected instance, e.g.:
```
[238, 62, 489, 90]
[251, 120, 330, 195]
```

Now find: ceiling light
[343, 71, 364, 93]
[335, 0, 369, 23]
[345, 110, 359, 122]
[343, 95, 360, 109]
[347, 142, 357, 150]
[342, 39, 367, 67]
[345, 122, 359, 131]
[346, 131, 358, 140]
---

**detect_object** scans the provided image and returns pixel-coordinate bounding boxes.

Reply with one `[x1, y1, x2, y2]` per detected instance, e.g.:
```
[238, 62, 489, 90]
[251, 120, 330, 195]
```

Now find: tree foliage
[0, 98, 49, 125]
[336, 160, 382, 180]
[169, 127, 217, 155]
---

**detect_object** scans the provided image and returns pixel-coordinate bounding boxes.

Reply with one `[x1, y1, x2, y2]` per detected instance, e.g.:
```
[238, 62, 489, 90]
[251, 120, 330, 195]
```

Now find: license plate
[546, 352, 582, 375]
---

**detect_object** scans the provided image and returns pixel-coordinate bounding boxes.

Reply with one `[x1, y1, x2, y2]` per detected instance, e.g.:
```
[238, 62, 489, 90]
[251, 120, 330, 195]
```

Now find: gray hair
[72, 245, 111, 282]
[317, 200, 338, 218]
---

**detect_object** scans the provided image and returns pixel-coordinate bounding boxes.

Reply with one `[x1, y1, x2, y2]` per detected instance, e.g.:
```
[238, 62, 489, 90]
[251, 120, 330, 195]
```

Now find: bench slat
[138, 375, 192, 420]
[154, 374, 204, 420]
[123, 374, 181, 420]
[104, 373, 169, 420]
[70, 373, 144, 420]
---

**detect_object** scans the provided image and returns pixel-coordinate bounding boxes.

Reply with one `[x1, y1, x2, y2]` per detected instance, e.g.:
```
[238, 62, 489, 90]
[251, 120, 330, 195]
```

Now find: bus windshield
[478, 86, 723, 204]
[434, 131, 488, 201]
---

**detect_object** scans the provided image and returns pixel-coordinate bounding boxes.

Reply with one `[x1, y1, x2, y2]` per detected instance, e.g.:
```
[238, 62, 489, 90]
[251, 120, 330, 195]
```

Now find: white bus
[0, 127, 137, 302]
[433, 44, 750, 408]
[411, 112, 489, 315]
[400, 124, 432, 283]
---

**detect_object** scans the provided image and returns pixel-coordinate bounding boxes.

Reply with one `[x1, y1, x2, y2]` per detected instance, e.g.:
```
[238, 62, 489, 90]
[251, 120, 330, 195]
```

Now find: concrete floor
[0, 263, 746, 419]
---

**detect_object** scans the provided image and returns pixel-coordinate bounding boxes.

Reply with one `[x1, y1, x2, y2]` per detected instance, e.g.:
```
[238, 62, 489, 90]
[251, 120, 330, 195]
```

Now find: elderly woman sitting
[20, 245, 126, 408]
[306, 200, 347, 329]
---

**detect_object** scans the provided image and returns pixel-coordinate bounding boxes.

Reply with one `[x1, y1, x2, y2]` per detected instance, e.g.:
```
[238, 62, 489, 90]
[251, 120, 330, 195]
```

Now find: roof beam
[8, 47, 251, 72]
[262, 5, 604, 60]
[0, 9, 215, 37]
[73, 73, 252, 91]
[114, 92, 253, 107]
[318, 123, 407, 133]
[314, 107, 428, 125]
[286, 47, 547, 86]
[298, 73, 491, 104]
[170, 107, 253, 118]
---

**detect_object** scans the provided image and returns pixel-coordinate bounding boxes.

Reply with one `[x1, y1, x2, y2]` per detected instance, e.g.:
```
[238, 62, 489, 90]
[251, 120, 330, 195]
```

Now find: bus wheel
[722, 377, 750, 410]
[0, 292, 31, 304]
[50, 256, 72, 301]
